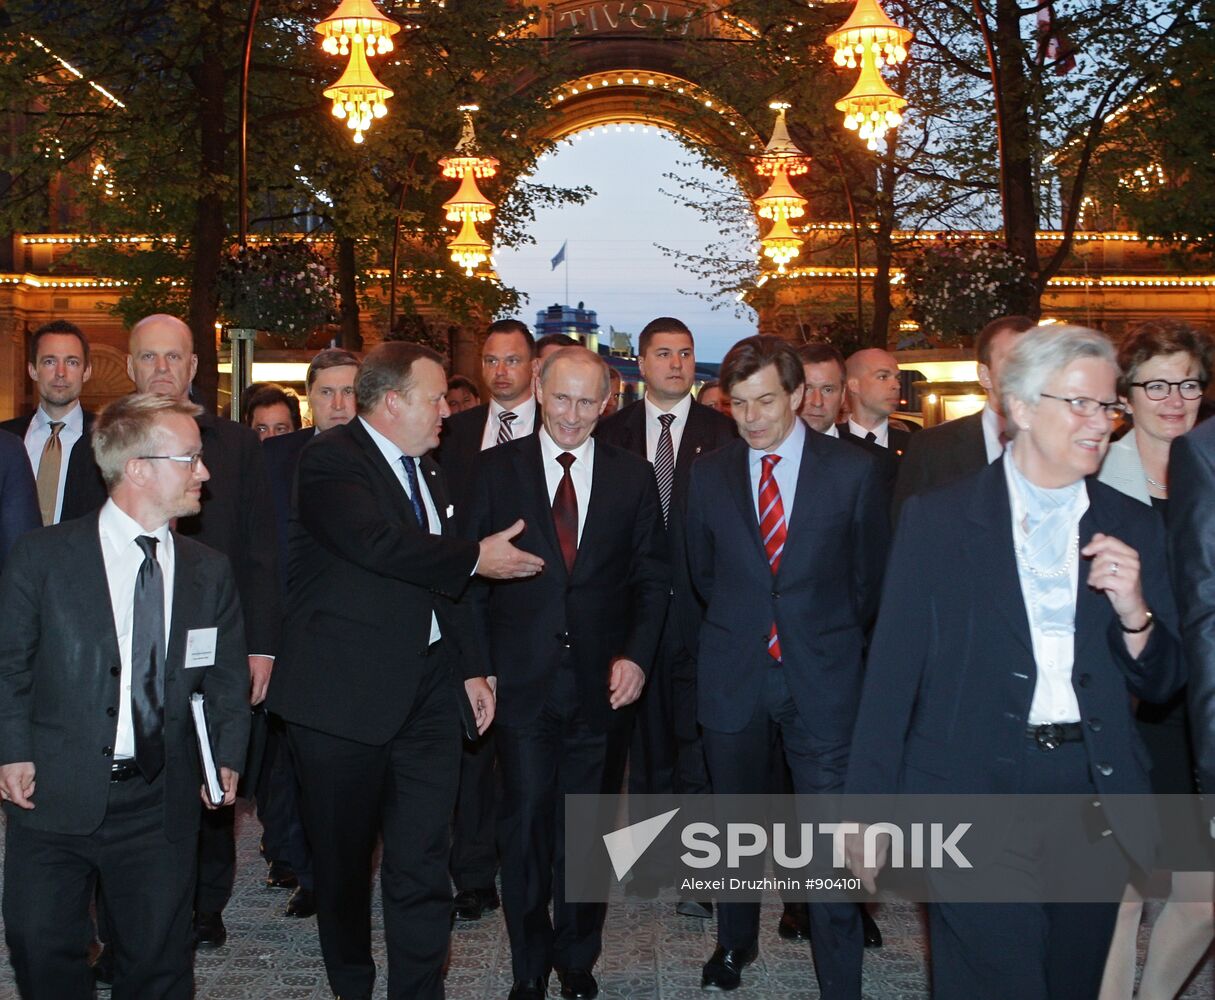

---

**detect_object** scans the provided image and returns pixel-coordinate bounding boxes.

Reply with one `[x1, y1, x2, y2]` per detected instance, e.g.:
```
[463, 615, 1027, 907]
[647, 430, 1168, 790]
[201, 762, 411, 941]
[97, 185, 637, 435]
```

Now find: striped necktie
[759, 454, 787, 663]
[497, 410, 517, 445]
[654, 413, 676, 525]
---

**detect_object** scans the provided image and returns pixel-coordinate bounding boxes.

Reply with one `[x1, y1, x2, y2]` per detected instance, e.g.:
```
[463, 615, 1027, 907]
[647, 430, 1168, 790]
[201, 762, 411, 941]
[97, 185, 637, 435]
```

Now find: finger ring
[1112, 562, 1119, 575]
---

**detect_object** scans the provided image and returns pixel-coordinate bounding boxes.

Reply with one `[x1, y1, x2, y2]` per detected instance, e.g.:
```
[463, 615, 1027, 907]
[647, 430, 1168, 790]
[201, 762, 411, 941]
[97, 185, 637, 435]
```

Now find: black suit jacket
[262, 426, 314, 600]
[891, 410, 987, 524]
[594, 397, 737, 523]
[436, 401, 541, 508]
[0, 409, 108, 522]
[0, 430, 39, 573]
[840, 421, 914, 457]
[461, 435, 670, 734]
[267, 417, 486, 745]
[1169, 419, 1215, 793]
[0, 513, 250, 841]
[682, 428, 890, 739]
[174, 412, 280, 656]
[846, 458, 1183, 867]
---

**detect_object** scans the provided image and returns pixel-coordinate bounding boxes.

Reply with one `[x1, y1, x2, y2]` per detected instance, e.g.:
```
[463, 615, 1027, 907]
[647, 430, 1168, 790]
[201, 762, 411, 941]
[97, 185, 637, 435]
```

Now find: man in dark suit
[0, 393, 250, 999]
[267, 341, 543, 1000]
[840, 347, 917, 457]
[681, 336, 890, 997]
[1170, 416, 1215, 792]
[435, 319, 541, 920]
[127, 313, 280, 948]
[594, 316, 734, 911]
[1, 320, 107, 525]
[0, 430, 39, 573]
[258, 348, 360, 918]
[892, 315, 1034, 522]
[463, 346, 670, 1000]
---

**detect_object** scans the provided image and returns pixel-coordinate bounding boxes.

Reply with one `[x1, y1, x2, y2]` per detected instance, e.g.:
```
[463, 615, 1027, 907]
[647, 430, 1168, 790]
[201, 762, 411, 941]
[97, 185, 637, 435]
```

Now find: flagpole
[564, 240, 570, 306]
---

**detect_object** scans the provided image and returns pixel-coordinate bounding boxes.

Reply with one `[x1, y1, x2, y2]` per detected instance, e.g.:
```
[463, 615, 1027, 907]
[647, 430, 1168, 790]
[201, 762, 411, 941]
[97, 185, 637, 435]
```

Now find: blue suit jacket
[0, 430, 39, 573]
[846, 456, 1183, 867]
[681, 428, 890, 739]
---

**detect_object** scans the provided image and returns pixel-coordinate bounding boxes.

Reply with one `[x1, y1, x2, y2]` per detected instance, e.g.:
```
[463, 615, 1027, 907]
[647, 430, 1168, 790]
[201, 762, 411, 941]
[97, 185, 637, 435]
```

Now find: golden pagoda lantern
[438, 107, 500, 181]
[753, 104, 810, 178]
[836, 49, 907, 150]
[760, 216, 802, 273]
[323, 38, 392, 143]
[755, 168, 808, 222]
[826, 0, 912, 69]
[448, 215, 491, 275]
[443, 170, 495, 224]
[316, 0, 402, 57]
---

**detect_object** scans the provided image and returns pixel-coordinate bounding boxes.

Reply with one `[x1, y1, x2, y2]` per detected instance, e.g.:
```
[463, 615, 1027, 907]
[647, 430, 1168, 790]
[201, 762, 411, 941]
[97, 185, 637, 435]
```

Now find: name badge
[185, 627, 218, 668]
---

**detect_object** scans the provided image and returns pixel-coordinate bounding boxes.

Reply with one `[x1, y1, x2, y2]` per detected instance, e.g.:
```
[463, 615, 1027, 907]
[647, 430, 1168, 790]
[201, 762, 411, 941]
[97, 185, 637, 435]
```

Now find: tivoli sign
[546, 1, 704, 37]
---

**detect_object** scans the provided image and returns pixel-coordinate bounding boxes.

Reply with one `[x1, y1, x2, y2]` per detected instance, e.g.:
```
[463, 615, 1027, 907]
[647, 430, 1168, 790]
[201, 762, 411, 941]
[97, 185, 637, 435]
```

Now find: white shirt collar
[489, 394, 536, 423]
[539, 425, 594, 467]
[750, 415, 806, 468]
[849, 416, 888, 446]
[33, 402, 83, 432]
[359, 415, 405, 466]
[644, 392, 692, 425]
[98, 497, 171, 549]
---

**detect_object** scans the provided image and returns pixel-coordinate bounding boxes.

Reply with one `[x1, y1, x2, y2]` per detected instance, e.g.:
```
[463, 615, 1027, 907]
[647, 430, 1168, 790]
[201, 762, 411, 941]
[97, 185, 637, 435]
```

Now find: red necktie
[759, 454, 787, 662]
[553, 452, 578, 573]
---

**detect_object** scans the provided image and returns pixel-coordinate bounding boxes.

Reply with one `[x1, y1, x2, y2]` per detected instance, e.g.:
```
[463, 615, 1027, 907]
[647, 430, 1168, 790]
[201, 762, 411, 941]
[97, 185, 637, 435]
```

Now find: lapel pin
[695, 446, 703, 455]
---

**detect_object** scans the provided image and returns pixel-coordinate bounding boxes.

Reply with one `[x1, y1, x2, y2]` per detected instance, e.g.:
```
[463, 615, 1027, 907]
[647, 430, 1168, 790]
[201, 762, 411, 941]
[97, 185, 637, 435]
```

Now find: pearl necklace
[1014, 530, 1079, 579]
[1145, 474, 1168, 492]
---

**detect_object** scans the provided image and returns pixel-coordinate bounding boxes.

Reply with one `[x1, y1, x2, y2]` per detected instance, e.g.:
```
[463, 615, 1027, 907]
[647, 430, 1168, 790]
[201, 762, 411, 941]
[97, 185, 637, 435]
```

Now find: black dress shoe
[860, 905, 882, 948]
[700, 943, 758, 991]
[285, 886, 316, 918]
[92, 943, 114, 989]
[676, 899, 713, 919]
[265, 860, 299, 890]
[507, 978, 547, 1000]
[558, 967, 598, 999]
[192, 910, 227, 949]
[777, 902, 810, 941]
[454, 885, 501, 920]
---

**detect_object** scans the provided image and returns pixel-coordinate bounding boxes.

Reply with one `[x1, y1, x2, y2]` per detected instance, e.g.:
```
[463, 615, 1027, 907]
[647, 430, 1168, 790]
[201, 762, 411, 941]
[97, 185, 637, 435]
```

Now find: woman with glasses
[846, 325, 1182, 1000]
[1098, 319, 1215, 1000]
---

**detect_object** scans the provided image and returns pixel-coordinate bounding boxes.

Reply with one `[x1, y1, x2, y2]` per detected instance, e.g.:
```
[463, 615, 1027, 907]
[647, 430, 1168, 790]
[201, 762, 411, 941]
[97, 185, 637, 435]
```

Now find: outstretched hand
[477, 519, 545, 580]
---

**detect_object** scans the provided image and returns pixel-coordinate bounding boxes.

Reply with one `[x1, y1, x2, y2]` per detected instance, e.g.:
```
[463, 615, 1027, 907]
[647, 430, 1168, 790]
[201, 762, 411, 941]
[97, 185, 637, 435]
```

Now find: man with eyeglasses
[126, 314, 280, 951]
[435, 318, 542, 921]
[0, 393, 250, 998]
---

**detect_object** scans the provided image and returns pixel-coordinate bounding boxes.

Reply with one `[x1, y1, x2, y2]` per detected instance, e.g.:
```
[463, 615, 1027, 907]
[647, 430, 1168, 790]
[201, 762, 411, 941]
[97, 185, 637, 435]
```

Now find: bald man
[126, 314, 280, 949]
[839, 348, 917, 458]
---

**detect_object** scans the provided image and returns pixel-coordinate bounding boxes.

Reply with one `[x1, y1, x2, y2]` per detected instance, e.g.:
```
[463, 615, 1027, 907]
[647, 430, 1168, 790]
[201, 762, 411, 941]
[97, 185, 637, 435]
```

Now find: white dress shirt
[98, 499, 174, 761]
[23, 403, 84, 524]
[539, 427, 594, 545]
[360, 417, 442, 644]
[480, 396, 538, 451]
[1004, 455, 1087, 724]
[982, 402, 1006, 464]
[821, 422, 840, 438]
[848, 417, 889, 448]
[643, 393, 692, 465]
[748, 418, 805, 523]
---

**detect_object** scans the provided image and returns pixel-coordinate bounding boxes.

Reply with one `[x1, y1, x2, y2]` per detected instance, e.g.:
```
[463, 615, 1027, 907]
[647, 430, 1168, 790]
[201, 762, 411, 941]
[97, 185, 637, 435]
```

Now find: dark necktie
[654, 413, 676, 525]
[131, 535, 166, 781]
[35, 420, 65, 526]
[864, 430, 877, 444]
[401, 455, 430, 532]
[759, 454, 787, 663]
[553, 452, 578, 573]
[497, 410, 517, 445]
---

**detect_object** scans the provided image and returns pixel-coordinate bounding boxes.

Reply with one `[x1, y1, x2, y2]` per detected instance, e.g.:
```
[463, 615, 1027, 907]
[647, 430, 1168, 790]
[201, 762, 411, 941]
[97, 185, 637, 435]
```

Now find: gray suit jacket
[1097, 429, 1152, 506]
[0, 513, 250, 840]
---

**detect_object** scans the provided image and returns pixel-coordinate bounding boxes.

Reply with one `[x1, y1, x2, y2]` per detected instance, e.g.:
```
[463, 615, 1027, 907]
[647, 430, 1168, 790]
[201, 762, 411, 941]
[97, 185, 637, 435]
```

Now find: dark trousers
[288, 651, 461, 1000]
[195, 802, 235, 913]
[3, 774, 197, 1000]
[928, 739, 1126, 1000]
[496, 660, 630, 982]
[449, 727, 498, 891]
[256, 712, 313, 889]
[701, 668, 862, 1000]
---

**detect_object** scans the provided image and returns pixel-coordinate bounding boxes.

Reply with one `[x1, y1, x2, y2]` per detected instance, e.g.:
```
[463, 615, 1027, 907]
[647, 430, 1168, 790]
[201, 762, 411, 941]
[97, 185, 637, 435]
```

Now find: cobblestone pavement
[0, 803, 1210, 999]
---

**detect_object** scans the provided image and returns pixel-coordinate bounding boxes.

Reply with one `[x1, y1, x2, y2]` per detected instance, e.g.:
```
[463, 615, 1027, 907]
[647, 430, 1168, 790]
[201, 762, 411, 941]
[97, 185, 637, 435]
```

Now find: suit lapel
[1074, 479, 1121, 661]
[778, 430, 821, 578]
[81, 515, 123, 670]
[966, 457, 1035, 656]
[519, 436, 565, 575]
[349, 419, 411, 511]
[421, 455, 450, 535]
[727, 442, 765, 556]
[572, 442, 614, 577]
[676, 405, 710, 474]
[166, 536, 203, 682]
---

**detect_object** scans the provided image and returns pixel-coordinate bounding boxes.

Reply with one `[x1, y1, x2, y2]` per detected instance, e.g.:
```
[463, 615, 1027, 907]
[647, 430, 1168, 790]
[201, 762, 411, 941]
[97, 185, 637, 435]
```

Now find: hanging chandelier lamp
[448, 215, 491, 276]
[835, 50, 907, 150]
[322, 38, 392, 143]
[316, 0, 402, 57]
[826, 0, 913, 149]
[760, 215, 803, 273]
[825, 0, 911, 69]
[755, 168, 808, 222]
[440, 106, 498, 275]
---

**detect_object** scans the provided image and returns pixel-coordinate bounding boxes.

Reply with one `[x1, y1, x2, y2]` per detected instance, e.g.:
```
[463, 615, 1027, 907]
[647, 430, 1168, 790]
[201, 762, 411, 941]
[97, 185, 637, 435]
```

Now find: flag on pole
[550, 241, 567, 270]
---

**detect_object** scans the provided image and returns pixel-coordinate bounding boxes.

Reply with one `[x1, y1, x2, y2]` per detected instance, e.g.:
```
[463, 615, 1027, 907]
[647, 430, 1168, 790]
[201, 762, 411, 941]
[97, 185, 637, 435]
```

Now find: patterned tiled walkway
[0, 803, 1211, 998]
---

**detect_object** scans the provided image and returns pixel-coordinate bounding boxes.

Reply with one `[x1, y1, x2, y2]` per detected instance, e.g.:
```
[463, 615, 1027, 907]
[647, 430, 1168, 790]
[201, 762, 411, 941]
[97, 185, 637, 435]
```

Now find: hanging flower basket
[904, 239, 1034, 345]
[217, 241, 339, 346]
